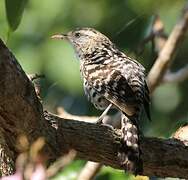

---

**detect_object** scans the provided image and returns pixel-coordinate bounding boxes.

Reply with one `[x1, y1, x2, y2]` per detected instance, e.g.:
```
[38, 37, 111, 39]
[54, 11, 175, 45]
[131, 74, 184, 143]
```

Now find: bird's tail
[118, 112, 142, 175]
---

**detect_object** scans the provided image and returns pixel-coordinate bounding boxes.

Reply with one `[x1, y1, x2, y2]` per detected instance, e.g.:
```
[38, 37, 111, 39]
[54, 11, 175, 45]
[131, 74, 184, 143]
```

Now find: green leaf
[5, 0, 28, 31]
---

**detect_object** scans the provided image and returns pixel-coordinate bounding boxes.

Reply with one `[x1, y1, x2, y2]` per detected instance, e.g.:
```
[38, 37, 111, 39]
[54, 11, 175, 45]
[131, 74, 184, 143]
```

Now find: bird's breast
[83, 78, 110, 110]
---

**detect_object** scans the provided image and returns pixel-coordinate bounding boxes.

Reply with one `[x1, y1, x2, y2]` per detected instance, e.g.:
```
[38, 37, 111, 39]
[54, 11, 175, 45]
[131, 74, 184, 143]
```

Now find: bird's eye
[74, 32, 81, 38]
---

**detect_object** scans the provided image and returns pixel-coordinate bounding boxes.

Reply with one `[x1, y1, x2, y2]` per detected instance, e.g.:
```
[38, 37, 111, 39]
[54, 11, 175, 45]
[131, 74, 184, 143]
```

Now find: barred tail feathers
[118, 113, 142, 174]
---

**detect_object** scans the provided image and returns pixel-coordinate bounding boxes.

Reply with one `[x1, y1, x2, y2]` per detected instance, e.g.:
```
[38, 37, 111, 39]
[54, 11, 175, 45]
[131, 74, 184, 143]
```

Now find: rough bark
[0, 39, 188, 178]
[0, 39, 61, 176]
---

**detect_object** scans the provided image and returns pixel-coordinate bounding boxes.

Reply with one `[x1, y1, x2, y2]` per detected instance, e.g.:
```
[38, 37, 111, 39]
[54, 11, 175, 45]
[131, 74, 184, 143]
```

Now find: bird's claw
[96, 118, 103, 124]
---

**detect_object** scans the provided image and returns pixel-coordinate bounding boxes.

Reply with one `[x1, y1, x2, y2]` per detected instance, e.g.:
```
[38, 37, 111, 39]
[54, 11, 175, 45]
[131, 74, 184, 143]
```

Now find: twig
[162, 64, 188, 83]
[147, 3, 188, 92]
[138, 15, 167, 55]
[28, 74, 45, 81]
[173, 123, 188, 146]
[77, 162, 102, 180]
[27, 74, 45, 98]
[46, 150, 77, 178]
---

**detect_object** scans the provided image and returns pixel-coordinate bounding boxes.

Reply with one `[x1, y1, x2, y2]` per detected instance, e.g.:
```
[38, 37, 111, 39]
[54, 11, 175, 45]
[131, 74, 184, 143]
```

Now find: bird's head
[51, 27, 112, 59]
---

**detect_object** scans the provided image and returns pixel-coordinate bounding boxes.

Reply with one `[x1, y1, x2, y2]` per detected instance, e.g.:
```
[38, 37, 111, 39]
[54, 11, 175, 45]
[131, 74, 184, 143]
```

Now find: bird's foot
[96, 117, 103, 124]
[96, 103, 112, 125]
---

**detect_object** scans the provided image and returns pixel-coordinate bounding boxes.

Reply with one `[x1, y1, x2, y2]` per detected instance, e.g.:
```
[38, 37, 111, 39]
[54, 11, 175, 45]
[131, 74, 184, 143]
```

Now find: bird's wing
[85, 59, 150, 118]
[102, 69, 151, 119]
[143, 81, 151, 121]
[101, 70, 140, 116]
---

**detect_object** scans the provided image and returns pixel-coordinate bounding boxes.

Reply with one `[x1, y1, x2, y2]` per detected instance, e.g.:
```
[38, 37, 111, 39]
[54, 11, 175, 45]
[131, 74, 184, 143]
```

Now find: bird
[51, 27, 151, 175]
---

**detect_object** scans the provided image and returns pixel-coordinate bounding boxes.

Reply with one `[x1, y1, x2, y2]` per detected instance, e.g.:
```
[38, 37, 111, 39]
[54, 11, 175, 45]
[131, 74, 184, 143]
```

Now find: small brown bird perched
[51, 27, 150, 174]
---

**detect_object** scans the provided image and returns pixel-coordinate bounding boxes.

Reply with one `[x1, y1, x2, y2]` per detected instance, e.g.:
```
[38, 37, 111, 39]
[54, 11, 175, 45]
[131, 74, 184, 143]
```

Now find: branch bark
[0, 39, 63, 176]
[0, 39, 188, 178]
[46, 112, 188, 178]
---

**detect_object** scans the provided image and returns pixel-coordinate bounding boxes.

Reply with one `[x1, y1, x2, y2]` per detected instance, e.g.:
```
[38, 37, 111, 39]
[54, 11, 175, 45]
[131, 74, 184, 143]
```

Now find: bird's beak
[51, 34, 67, 40]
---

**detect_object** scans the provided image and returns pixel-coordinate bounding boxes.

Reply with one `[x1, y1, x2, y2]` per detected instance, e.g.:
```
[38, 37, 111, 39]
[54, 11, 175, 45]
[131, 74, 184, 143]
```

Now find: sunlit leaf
[5, 0, 28, 31]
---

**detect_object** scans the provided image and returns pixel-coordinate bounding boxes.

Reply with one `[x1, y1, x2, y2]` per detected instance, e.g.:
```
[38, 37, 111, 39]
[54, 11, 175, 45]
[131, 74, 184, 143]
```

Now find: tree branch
[1, 3, 188, 178]
[44, 112, 188, 178]
[0, 39, 64, 176]
[147, 3, 188, 92]
[0, 39, 188, 178]
[77, 162, 102, 180]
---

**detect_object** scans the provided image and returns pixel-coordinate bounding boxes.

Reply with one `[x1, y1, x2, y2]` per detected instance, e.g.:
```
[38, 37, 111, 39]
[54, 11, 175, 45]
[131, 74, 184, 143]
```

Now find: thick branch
[0, 18, 188, 179]
[0, 39, 63, 175]
[147, 3, 188, 92]
[45, 112, 188, 178]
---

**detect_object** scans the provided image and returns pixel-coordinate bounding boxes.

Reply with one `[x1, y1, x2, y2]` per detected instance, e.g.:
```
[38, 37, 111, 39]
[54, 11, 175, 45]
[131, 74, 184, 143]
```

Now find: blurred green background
[0, 0, 188, 179]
